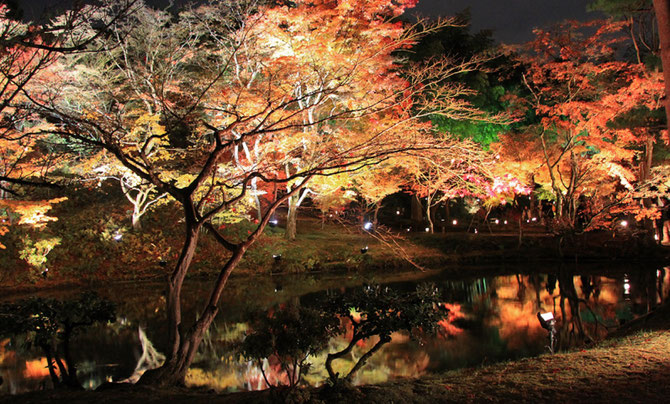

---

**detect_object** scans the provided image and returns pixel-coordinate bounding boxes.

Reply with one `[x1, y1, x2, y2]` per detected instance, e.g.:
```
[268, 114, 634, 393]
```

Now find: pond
[1, 263, 669, 394]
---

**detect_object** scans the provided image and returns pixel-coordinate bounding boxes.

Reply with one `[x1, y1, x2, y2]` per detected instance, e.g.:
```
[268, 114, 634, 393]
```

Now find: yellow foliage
[0, 197, 67, 228]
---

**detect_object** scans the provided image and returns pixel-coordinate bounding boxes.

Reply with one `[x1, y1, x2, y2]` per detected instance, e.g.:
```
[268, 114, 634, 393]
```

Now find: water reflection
[1, 265, 669, 394]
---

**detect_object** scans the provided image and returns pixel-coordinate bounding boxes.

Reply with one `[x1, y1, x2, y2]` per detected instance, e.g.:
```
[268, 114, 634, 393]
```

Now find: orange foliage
[500, 20, 664, 228]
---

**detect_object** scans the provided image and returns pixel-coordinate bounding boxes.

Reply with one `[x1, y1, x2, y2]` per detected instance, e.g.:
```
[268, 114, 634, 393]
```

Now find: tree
[0, 292, 116, 389]
[323, 283, 447, 385]
[18, 0, 496, 386]
[654, 0, 670, 141]
[406, 142, 493, 233]
[509, 20, 663, 229]
[590, 0, 659, 64]
[239, 303, 338, 393]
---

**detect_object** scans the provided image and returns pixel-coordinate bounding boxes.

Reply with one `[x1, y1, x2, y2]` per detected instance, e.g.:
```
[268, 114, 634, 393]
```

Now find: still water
[1, 264, 669, 394]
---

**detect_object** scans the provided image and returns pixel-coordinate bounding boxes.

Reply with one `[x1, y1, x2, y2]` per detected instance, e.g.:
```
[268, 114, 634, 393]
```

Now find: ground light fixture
[269, 219, 278, 227]
[113, 230, 123, 242]
[360, 246, 368, 254]
[41, 268, 48, 279]
[621, 220, 629, 227]
[425, 227, 430, 232]
[623, 275, 631, 298]
[364, 222, 373, 231]
[273, 254, 282, 262]
[452, 219, 458, 225]
[537, 311, 557, 354]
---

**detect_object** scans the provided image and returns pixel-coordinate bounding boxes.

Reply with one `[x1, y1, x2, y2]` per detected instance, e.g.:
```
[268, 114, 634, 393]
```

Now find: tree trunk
[372, 202, 381, 228]
[139, 245, 248, 386]
[285, 194, 298, 241]
[654, 0, 670, 127]
[136, 220, 201, 387]
[411, 194, 423, 225]
[425, 195, 434, 234]
[137, 180, 308, 387]
[131, 210, 142, 231]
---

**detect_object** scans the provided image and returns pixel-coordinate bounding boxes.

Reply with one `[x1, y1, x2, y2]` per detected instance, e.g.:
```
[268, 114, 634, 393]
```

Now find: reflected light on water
[2, 267, 669, 394]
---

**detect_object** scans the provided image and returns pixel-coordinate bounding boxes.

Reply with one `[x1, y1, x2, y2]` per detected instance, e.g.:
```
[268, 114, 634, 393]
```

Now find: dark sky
[411, 0, 603, 44]
[14, 0, 603, 44]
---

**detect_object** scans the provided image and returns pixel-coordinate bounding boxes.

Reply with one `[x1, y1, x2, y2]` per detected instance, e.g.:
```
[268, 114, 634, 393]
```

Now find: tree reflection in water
[1, 266, 669, 394]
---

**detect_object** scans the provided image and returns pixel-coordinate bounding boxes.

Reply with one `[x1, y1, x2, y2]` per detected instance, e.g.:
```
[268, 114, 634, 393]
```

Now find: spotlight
[620, 220, 628, 227]
[623, 275, 631, 297]
[113, 231, 123, 242]
[159, 259, 167, 268]
[273, 254, 282, 262]
[364, 222, 373, 231]
[396, 210, 401, 215]
[452, 219, 458, 225]
[495, 219, 500, 224]
[537, 311, 557, 354]
[474, 228, 478, 234]
[504, 220, 508, 225]
[41, 268, 48, 279]
[531, 217, 537, 222]
[274, 284, 283, 293]
[537, 312, 555, 330]
[425, 227, 430, 232]
[406, 227, 411, 232]
[269, 219, 278, 227]
[360, 246, 368, 254]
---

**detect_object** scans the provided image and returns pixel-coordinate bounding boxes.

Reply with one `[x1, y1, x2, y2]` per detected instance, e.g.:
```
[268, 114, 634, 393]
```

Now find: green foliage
[18, 235, 60, 279]
[239, 303, 339, 390]
[534, 186, 557, 202]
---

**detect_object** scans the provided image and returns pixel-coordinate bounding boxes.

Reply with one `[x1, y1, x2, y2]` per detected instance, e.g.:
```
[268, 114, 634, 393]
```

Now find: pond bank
[2, 227, 669, 298]
[2, 304, 669, 403]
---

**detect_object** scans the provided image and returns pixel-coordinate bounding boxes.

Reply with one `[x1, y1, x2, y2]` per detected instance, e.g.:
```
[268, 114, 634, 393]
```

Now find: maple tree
[13, 0, 501, 386]
[0, 1, 139, 262]
[503, 20, 664, 230]
[405, 141, 494, 233]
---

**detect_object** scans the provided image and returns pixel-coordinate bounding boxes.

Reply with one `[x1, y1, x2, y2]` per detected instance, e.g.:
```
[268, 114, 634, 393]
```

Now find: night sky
[13, 0, 603, 44]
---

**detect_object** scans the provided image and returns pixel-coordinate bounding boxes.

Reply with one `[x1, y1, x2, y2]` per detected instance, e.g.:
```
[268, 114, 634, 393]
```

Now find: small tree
[0, 292, 116, 389]
[239, 303, 339, 394]
[323, 283, 447, 386]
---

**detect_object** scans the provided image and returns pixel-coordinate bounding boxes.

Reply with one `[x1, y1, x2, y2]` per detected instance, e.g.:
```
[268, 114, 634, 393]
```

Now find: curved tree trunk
[139, 245, 247, 386]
